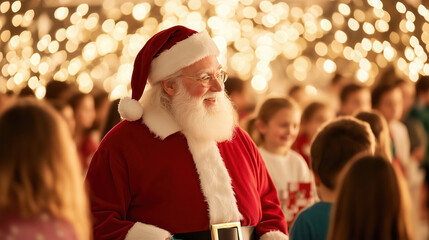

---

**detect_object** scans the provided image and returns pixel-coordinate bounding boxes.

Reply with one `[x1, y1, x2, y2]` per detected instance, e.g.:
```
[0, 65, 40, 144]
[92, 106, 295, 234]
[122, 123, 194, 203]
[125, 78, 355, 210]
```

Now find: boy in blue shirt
[290, 117, 375, 240]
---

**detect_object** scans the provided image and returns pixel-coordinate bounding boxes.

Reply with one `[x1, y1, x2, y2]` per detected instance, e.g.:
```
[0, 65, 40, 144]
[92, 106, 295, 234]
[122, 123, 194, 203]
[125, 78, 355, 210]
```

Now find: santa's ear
[161, 80, 176, 96]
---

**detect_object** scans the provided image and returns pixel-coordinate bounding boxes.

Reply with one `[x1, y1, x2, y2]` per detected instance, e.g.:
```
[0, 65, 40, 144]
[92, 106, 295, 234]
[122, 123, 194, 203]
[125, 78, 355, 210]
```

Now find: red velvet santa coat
[85, 102, 288, 240]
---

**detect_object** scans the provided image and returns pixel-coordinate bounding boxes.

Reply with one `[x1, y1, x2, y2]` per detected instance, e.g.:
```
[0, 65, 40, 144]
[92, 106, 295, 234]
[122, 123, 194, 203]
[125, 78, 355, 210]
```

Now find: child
[374, 81, 427, 236]
[328, 155, 414, 240]
[290, 117, 375, 240]
[69, 92, 97, 172]
[288, 84, 307, 107]
[225, 77, 256, 122]
[372, 83, 410, 173]
[0, 99, 90, 240]
[292, 102, 334, 168]
[339, 83, 371, 116]
[101, 98, 122, 139]
[355, 111, 392, 161]
[249, 97, 313, 226]
[49, 100, 76, 136]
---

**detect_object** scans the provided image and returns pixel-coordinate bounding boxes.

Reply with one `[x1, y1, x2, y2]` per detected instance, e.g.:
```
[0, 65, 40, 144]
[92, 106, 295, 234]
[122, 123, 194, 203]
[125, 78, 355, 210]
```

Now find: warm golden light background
[0, 0, 428, 99]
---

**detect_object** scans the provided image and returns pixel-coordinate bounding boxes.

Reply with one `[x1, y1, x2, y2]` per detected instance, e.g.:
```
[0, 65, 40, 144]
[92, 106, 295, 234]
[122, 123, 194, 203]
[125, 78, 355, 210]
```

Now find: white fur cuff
[125, 222, 172, 240]
[260, 231, 289, 240]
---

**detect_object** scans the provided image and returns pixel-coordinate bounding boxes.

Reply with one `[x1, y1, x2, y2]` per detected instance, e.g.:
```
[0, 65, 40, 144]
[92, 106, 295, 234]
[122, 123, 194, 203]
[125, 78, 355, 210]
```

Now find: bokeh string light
[0, 0, 428, 99]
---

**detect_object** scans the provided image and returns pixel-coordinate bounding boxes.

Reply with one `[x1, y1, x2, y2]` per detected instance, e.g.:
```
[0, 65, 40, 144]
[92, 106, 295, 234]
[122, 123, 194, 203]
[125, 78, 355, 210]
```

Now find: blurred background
[0, 0, 428, 99]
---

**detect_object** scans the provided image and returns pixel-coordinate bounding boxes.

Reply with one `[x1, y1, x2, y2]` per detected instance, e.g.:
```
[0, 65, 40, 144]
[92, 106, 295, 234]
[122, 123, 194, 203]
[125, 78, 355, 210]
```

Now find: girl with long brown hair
[328, 155, 413, 240]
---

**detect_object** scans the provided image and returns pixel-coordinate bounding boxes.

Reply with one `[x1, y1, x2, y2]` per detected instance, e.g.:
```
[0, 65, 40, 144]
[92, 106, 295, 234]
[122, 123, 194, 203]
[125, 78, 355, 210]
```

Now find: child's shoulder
[299, 201, 332, 219]
[286, 150, 309, 170]
[287, 150, 305, 161]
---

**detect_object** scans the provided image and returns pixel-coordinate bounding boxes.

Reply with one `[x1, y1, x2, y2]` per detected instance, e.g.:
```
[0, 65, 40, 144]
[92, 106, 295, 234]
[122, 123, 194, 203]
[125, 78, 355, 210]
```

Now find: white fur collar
[185, 136, 242, 224]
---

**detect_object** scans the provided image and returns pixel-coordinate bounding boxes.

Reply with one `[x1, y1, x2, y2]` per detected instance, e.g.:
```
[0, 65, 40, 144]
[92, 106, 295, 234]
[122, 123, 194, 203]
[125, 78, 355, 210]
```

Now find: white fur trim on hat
[148, 30, 220, 84]
[125, 222, 172, 240]
[260, 231, 289, 240]
[118, 96, 144, 121]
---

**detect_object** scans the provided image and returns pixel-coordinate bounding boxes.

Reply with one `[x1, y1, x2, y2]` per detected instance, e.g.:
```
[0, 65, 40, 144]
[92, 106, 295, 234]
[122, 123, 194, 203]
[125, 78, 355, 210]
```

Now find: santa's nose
[208, 77, 224, 92]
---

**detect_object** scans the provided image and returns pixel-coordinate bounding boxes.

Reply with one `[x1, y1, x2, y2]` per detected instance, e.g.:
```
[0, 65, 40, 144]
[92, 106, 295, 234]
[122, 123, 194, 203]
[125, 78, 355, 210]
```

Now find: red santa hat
[118, 25, 220, 121]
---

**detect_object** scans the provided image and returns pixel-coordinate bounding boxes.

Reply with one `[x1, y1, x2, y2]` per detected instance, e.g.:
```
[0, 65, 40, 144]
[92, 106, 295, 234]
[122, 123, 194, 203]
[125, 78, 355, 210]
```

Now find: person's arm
[85, 147, 171, 240]
[248, 139, 288, 239]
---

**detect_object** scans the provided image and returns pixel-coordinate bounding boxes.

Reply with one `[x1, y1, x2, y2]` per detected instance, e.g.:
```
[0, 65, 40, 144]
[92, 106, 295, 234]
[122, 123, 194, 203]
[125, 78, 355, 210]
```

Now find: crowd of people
[0, 25, 428, 240]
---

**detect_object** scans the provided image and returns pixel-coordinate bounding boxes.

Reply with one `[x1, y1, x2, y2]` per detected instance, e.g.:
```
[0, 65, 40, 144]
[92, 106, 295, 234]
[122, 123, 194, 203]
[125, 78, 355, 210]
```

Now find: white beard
[170, 82, 236, 142]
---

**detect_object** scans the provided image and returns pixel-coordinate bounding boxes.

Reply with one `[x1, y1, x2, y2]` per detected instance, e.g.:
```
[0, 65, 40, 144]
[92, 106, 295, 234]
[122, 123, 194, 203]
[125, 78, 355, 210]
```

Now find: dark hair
[101, 99, 121, 139]
[328, 155, 413, 240]
[371, 82, 399, 108]
[311, 117, 374, 190]
[49, 100, 70, 113]
[18, 86, 35, 98]
[91, 91, 110, 131]
[45, 81, 74, 101]
[355, 111, 392, 161]
[393, 78, 407, 87]
[331, 73, 345, 85]
[224, 77, 244, 96]
[340, 83, 366, 103]
[301, 102, 328, 124]
[93, 91, 109, 110]
[288, 85, 304, 96]
[247, 97, 299, 145]
[416, 75, 429, 96]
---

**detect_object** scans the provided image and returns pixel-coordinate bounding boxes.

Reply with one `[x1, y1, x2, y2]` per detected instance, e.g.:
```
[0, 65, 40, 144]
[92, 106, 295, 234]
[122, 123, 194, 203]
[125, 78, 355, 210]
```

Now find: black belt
[173, 224, 255, 240]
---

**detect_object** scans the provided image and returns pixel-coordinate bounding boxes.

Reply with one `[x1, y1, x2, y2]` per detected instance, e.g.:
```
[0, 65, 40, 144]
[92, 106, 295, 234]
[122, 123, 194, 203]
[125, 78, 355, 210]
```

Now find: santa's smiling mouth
[204, 97, 217, 105]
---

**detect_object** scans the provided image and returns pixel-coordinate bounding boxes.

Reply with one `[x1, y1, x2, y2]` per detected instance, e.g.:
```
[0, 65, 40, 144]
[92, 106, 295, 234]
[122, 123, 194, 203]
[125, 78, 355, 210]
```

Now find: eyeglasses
[180, 70, 228, 87]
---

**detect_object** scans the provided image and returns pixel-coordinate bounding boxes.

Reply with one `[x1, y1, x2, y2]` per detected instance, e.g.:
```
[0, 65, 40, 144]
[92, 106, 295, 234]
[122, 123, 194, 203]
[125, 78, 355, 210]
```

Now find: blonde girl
[0, 99, 90, 240]
[248, 97, 313, 226]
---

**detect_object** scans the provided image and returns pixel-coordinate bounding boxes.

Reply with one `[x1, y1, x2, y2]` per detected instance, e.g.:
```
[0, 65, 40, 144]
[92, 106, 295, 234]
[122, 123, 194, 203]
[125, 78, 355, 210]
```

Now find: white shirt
[258, 147, 313, 224]
[258, 148, 312, 197]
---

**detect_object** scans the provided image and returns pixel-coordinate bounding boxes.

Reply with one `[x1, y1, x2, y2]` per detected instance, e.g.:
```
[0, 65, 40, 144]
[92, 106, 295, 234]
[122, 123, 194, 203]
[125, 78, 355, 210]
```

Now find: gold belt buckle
[210, 222, 243, 240]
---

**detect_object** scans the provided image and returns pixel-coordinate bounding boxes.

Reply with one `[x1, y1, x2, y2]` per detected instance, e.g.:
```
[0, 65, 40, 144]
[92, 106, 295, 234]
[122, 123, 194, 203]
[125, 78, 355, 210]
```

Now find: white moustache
[203, 92, 222, 100]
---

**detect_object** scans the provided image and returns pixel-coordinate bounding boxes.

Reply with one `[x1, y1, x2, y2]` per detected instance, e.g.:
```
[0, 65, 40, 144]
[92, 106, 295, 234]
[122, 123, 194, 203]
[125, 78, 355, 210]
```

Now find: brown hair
[0, 99, 90, 240]
[311, 117, 374, 190]
[416, 75, 429, 96]
[288, 85, 304, 96]
[371, 82, 399, 108]
[247, 97, 299, 146]
[355, 111, 392, 161]
[101, 98, 121, 139]
[301, 101, 329, 124]
[328, 155, 413, 240]
[340, 83, 367, 103]
[225, 77, 245, 96]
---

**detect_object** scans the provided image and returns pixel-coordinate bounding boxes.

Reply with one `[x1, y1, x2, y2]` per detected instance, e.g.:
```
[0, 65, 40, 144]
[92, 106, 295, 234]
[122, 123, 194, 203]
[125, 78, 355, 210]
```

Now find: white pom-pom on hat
[118, 97, 144, 121]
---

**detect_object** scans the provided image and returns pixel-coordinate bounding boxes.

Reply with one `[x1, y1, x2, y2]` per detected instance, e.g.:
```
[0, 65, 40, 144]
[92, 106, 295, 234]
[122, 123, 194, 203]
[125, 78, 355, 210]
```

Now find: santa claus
[85, 25, 288, 240]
